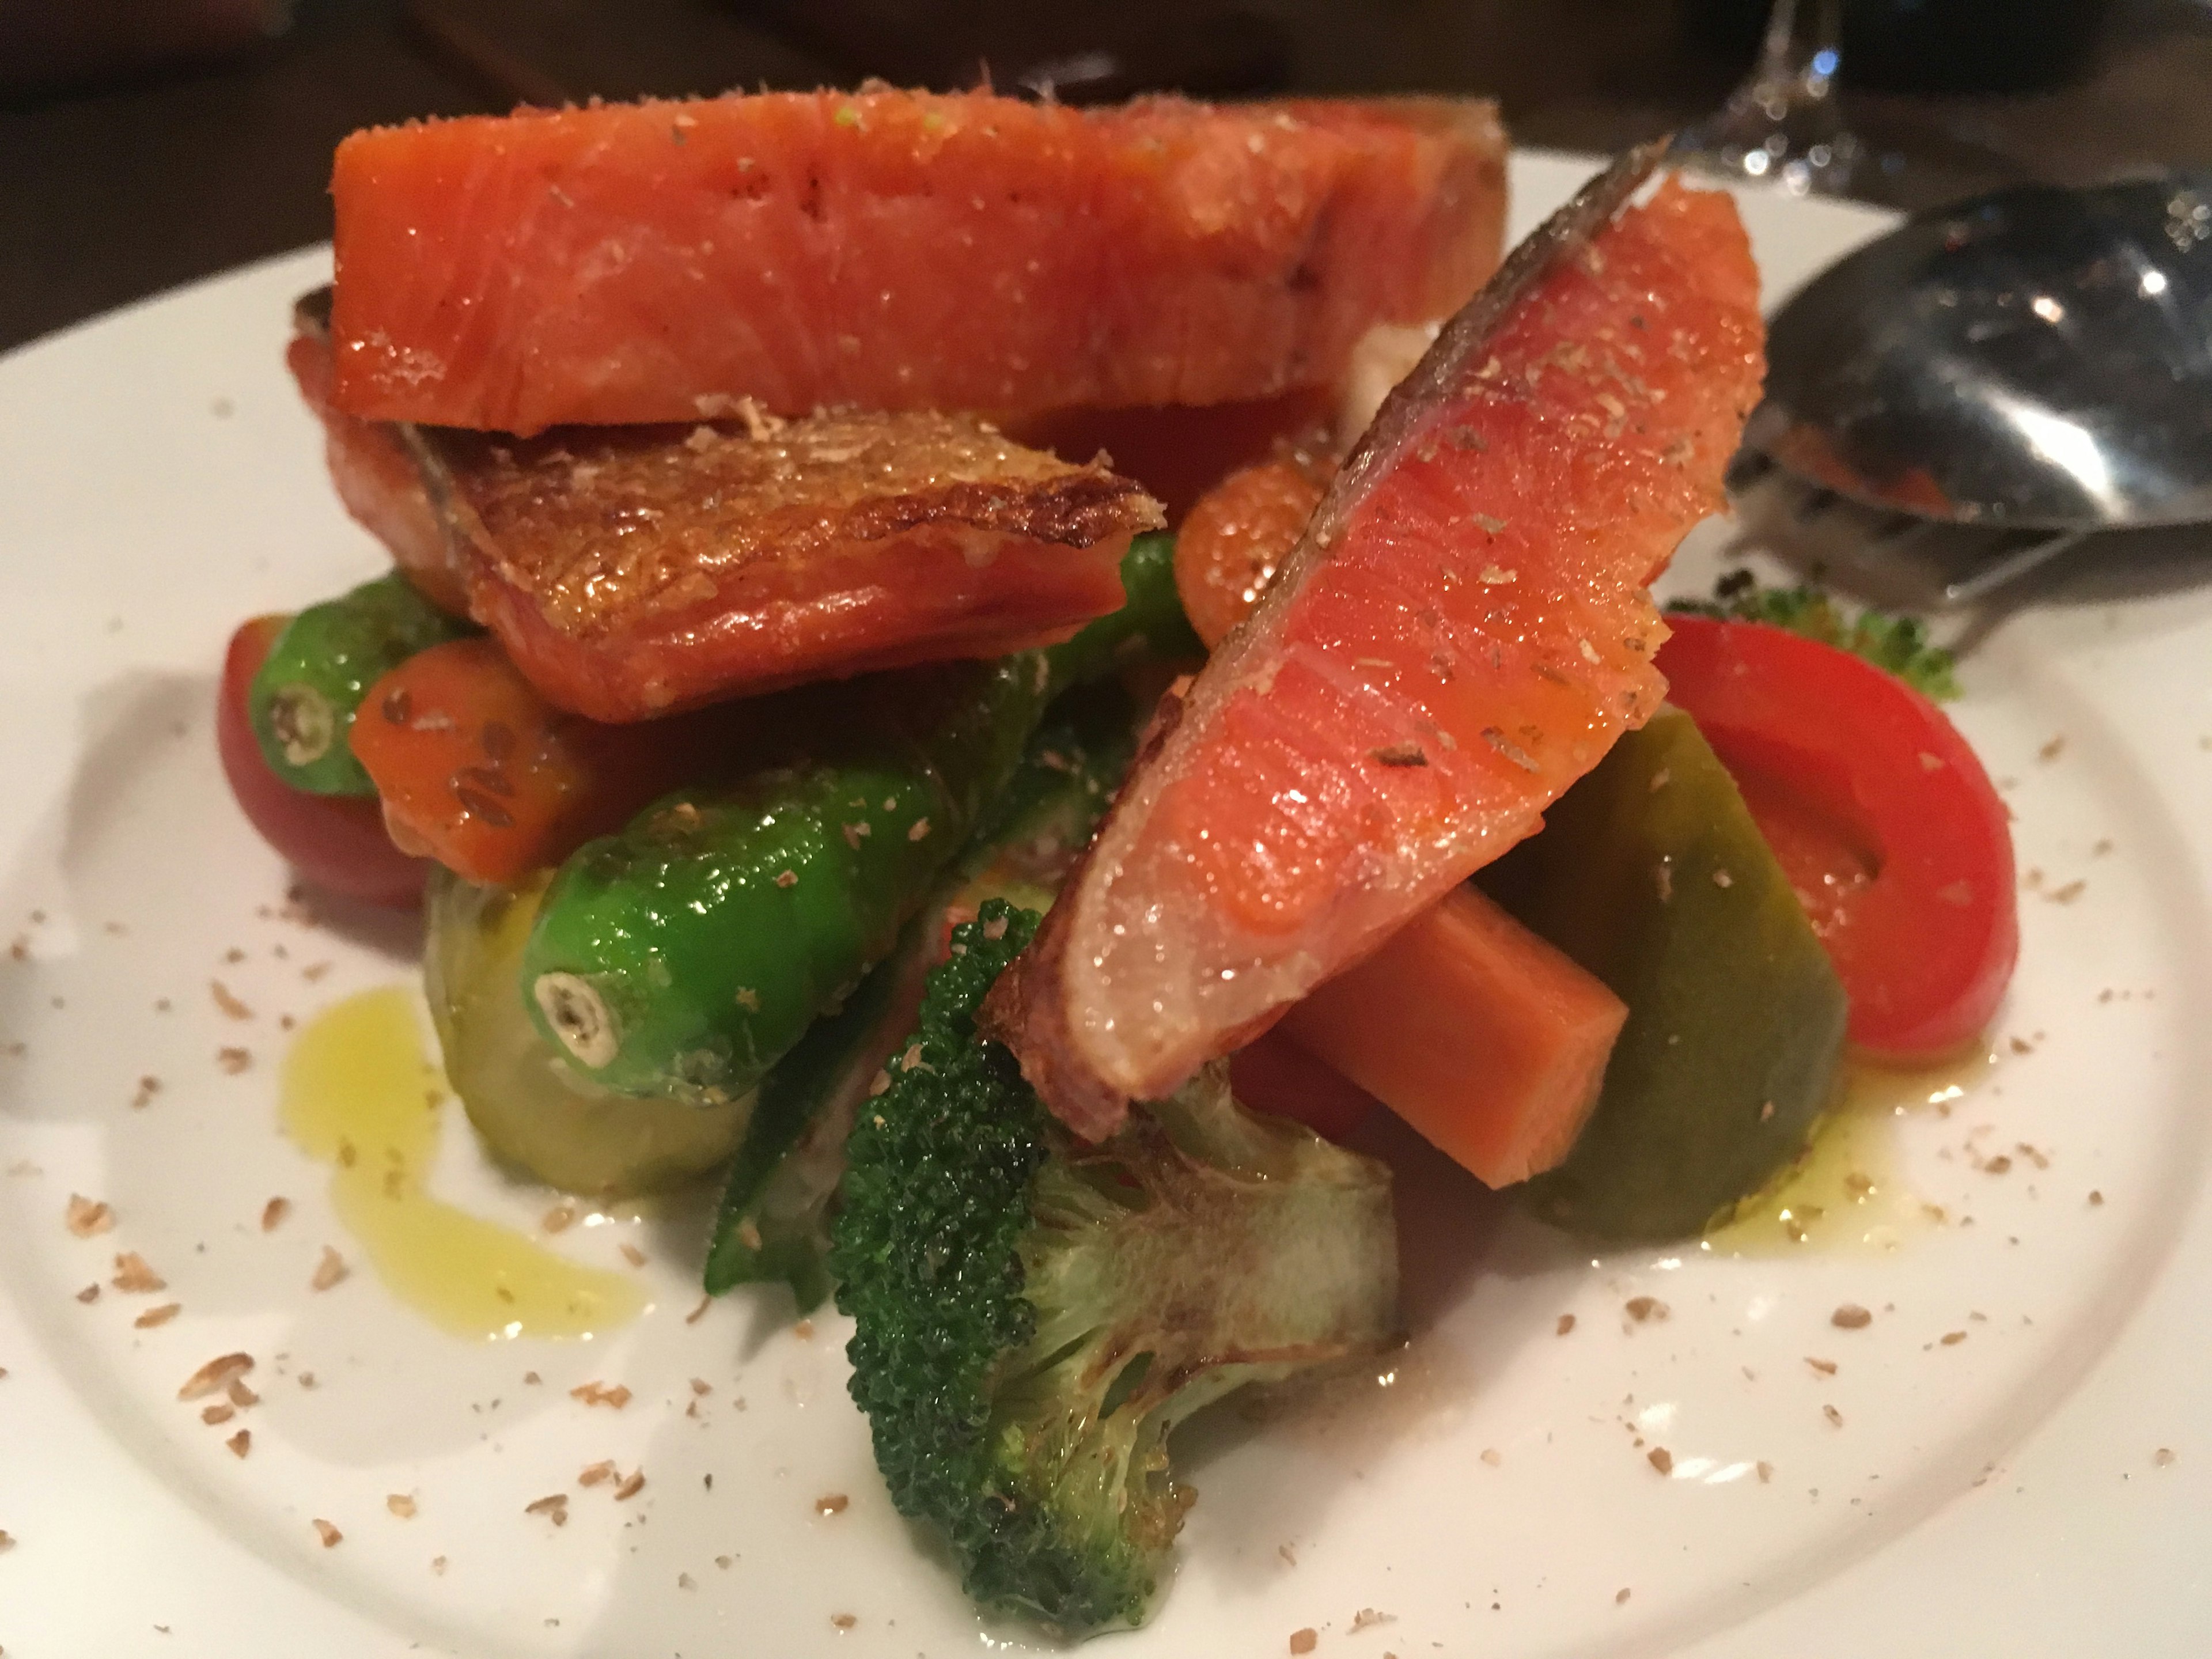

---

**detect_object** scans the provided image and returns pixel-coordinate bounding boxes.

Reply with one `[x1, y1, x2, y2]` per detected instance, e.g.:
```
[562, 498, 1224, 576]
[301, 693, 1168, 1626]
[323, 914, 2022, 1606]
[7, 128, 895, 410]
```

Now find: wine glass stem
[1679, 0, 1861, 194]
[1756, 0, 1843, 99]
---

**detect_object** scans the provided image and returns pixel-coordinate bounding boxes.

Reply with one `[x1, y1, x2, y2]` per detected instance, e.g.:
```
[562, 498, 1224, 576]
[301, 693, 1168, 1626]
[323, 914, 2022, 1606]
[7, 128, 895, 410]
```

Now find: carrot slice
[350, 638, 721, 885]
[1277, 885, 1626, 1187]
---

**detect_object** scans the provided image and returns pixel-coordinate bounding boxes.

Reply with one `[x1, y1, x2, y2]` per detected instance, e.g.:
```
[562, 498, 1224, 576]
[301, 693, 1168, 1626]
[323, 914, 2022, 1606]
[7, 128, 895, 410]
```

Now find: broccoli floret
[831, 900, 1399, 1634]
[1672, 574, 1961, 700]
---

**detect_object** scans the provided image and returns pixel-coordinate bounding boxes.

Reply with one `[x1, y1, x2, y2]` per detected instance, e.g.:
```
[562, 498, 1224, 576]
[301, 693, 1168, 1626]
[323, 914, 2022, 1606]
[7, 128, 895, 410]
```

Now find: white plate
[3, 151, 2210, 1659]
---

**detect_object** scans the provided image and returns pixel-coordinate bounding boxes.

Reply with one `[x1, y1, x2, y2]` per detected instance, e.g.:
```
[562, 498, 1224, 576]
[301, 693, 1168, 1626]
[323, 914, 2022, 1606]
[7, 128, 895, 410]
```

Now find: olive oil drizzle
[1706, 1046, 1997, 1255]
[281, 986, 643, 1340]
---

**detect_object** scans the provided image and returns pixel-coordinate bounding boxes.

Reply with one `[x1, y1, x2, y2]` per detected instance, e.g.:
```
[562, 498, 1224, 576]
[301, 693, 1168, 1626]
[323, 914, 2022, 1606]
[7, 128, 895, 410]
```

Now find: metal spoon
[1737, 172, 2212, 604]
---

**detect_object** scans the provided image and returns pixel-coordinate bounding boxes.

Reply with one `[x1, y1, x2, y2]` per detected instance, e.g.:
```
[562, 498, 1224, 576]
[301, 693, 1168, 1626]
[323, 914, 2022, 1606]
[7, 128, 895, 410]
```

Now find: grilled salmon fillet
[328, 89, 1507, 434]
[983, 153, 1766, 1140]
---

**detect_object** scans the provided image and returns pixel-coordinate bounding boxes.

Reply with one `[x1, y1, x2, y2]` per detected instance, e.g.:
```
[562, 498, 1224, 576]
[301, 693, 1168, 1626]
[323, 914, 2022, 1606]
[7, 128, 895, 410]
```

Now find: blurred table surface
[7, 0, 2212, 354]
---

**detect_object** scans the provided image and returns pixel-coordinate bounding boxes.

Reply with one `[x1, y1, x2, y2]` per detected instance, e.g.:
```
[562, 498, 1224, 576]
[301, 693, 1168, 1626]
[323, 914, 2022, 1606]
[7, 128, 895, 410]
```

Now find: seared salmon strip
[983, 150, 1766, 1141]
[416, 403, 1158, 722]
[328, 90, 1507, 434]
[293, 310, 1161, 721]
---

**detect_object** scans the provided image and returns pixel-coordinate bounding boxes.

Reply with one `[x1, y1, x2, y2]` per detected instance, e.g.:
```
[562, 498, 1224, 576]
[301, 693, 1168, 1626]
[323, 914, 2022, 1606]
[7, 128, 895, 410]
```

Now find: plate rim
[2, 147, 2207, 1659]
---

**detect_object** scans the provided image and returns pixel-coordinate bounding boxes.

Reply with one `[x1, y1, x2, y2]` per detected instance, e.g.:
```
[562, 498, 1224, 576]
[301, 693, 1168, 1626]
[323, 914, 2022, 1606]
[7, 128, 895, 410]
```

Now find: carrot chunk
[1275, 884, 1626, 1188]
[1173, 457, 1331, 650]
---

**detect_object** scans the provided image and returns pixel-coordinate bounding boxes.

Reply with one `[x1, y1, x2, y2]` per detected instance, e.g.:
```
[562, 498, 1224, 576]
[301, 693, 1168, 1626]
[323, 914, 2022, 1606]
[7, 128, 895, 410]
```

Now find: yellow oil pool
[281, 986, 642, 1340]
[1706, 1046, 1997, 1255]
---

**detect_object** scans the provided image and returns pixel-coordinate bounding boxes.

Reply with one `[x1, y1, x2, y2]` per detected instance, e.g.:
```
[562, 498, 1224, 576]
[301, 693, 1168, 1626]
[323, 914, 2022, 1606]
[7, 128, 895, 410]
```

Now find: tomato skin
[1173, 459, 1329, 650]
[1656, 616, 2017, 1059]
[217, 615, 427, 908]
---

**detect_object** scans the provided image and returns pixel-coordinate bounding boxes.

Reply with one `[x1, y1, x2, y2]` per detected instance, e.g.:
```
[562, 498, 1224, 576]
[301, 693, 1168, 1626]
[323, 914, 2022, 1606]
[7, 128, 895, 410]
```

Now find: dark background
[7, 0, 2211, 354]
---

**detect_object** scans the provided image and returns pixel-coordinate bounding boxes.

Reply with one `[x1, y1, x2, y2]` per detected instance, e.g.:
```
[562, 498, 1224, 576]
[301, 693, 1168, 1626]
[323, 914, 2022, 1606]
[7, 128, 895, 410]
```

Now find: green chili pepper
[1035, 527, 1200, 687]
[250, 573, 476, 796]
[425, 867, 751, 1198]
[522, 533, 1194, 1106]
[1480, 707, 1849, 1241]
[957, 679, 1142, 896]
[699, 915, 926, 1311]
[701, 678, 1147, 1310]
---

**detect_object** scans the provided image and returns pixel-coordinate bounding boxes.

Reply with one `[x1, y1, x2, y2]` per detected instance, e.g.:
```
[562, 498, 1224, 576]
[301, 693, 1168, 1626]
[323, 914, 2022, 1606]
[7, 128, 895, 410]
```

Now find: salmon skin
[291, 302, 1159, 722]
[419, 412, 1158, 722]
[983, 145, 1767, 1141]
[328, 90, 1507, 435]
[288, 290, 463, 615]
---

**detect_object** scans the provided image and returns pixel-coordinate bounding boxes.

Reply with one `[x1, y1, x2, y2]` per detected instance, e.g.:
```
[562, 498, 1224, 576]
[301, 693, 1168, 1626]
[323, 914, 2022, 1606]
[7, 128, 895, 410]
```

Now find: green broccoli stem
[834, 901, 1398, 1635]
[699, 914, 926, 1312]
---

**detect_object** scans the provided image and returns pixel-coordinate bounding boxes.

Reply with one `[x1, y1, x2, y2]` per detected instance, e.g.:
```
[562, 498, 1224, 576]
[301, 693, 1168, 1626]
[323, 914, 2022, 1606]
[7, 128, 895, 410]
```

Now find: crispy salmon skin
[293, 304, 1160, 721]
[985, 154, 1767, 1139]
[294, 302, 1161, 721]
[328, 89, 1506, 434]
[414, 408, 1159, 721]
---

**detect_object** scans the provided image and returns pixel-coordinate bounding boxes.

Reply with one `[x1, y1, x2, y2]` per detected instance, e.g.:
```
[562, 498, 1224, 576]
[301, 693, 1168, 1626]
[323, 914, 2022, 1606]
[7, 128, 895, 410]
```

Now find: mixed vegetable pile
[217, 92, 2018, 1635]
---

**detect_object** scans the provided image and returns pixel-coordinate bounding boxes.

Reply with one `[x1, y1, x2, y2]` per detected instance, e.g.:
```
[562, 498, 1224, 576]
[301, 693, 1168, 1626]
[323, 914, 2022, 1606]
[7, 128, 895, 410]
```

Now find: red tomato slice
[217, 615, 427, 908]
[1656, 615, 2017, 1059]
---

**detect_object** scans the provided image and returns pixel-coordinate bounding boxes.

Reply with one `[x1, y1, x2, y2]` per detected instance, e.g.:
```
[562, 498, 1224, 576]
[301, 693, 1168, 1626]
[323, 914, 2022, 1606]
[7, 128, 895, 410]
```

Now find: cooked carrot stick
[1277, 884, 1626, 1188]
